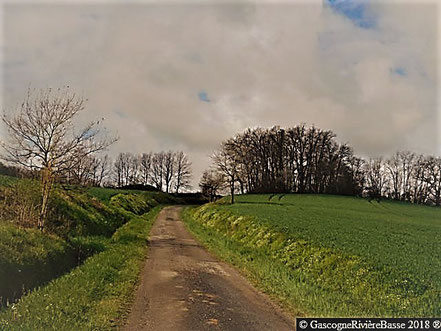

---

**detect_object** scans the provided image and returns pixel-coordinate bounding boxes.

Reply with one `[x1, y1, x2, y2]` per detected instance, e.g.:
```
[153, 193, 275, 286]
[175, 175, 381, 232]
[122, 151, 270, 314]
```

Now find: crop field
[184, 194, 441, 316]
[228, 194, 441, 283]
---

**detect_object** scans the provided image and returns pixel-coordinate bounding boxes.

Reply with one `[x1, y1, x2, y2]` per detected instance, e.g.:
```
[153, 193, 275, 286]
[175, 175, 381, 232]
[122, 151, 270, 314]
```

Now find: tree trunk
[230, 174, 235, 204]
[175, 180, 180, 194]
[239, 179, 244, 194]
[39, 167, 53, 231]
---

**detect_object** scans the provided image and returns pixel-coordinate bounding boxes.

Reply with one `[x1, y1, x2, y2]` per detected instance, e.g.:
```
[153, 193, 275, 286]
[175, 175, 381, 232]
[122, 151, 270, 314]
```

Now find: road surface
[123, 206, 295, 331]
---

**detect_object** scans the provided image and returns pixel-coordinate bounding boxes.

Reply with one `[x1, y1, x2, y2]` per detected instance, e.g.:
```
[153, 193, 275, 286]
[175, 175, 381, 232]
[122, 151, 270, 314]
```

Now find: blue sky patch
[391, 67, 407, 76]
[326, 0, 376, 29]
[198, 90, 211, 102]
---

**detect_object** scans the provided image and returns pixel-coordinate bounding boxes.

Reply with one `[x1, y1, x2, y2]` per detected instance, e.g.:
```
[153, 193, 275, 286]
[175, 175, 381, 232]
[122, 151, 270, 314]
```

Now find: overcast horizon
[0, 0, 439, 188]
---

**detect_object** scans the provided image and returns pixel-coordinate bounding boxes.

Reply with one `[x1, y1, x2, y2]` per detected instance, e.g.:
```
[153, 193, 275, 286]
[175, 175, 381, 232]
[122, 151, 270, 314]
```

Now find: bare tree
[174, 151, 192, 193]
[411, 154, 430, 204]
[364, 158, 388, 202]
[213, 142, 239, 204]
[94, 155, 111, 187]
[140, 152, 152, 186]
[399, 151, 416, 202]
[68, 154, 97, 186]
[114, 152, 130, 187]
[0, 87, 116, 230]
[385, 153, 403, 200]
[128, 153, 140, 185]
[65, 154, 111, 187]
[114, 153, 125, 187]
[199, 170, 224, 202]
[346, 155, 365, 196]
[423, 156, 441, 206]
[163, 151, 175, 193]
[151, 152, 165, 190]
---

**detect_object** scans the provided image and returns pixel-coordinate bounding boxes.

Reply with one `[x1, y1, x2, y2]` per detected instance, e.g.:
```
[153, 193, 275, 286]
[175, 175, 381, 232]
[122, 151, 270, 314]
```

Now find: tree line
[364, 153, 441, 205]
[61, 150, 192, 194]
[112, 151, 191, 193]
[201, 125, 441, 206]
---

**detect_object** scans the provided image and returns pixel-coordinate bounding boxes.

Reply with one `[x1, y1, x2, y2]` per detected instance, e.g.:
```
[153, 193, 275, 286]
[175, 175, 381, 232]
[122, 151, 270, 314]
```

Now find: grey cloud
[1, 1, 439, 187]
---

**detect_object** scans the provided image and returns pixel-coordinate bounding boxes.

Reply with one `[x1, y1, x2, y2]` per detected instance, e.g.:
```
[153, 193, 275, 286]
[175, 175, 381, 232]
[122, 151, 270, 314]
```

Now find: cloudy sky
[0, 0, 439, 187]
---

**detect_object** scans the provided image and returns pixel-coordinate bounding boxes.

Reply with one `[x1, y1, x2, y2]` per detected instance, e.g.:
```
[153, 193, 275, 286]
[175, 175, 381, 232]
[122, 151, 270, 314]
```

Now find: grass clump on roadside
[0, 206, 162, 330]
[182, 195, 441, 317]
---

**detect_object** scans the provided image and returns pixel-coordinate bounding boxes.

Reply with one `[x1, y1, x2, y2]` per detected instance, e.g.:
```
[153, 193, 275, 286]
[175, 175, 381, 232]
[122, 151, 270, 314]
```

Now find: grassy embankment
[183, 194, 441, 317]
[0, 207, 162, 330]
[0, 175, 174, 329]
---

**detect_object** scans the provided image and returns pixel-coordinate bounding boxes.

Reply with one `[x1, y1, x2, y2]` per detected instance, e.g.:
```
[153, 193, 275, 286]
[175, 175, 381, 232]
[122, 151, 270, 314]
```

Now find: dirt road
[123, 206, 295, 331]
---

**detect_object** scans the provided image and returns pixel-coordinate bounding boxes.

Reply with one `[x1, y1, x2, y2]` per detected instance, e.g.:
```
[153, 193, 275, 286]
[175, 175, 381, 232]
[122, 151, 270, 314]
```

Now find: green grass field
[228, 194, 441, 283]
[184, 194, 441, 317]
